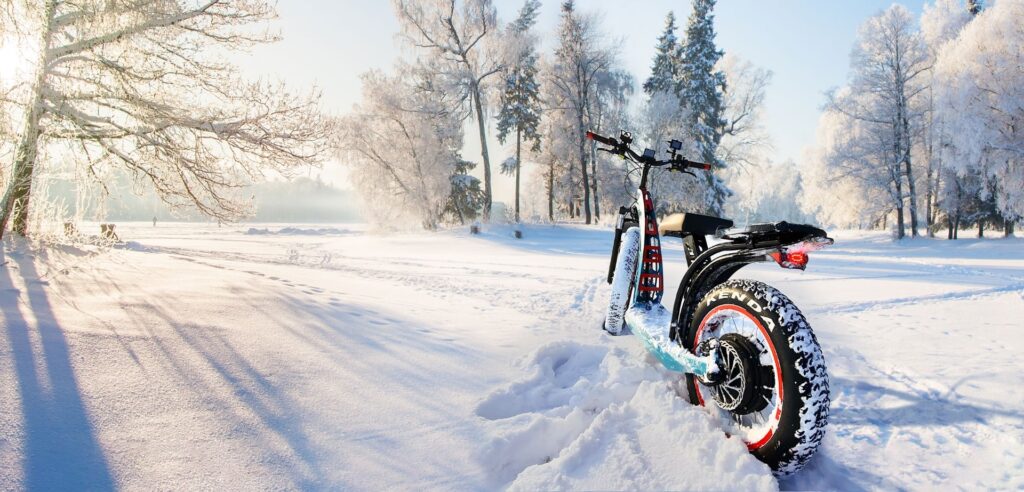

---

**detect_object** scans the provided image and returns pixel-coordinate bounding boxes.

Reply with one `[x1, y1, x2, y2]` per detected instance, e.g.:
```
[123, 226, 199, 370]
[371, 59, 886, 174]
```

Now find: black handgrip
[585, 131, 617, 146]
[677, 158, 712, 171]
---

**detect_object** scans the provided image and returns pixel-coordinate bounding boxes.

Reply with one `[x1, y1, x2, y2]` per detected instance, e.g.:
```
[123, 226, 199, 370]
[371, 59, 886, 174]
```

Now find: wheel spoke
[700, 309, 782, 431]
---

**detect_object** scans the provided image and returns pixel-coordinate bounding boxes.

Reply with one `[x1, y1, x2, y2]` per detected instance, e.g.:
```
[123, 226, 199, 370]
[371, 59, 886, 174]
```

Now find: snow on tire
[682, 279, 830, 476]
[604, 227, 640, 335]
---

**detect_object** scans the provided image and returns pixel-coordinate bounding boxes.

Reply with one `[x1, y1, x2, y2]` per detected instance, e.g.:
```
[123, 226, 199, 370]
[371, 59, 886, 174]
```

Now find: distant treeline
[49, 175, 362, 223]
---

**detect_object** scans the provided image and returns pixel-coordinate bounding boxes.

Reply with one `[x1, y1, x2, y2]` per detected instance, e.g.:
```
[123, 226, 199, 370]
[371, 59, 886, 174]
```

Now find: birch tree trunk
[576, 110, 591, 224]
[471, 84, 493, 221]
[901, 110, 920, 237]
[590, 136, 600, 222]
[0, 0, 56, 238]
[514, 128, 521, 223]
[925, 155, 935, 237]
[893, 160, 906, 239]
[547, 159, 554, 222]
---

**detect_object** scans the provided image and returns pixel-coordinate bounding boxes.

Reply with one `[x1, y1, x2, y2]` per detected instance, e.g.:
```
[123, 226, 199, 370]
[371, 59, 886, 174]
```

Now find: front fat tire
[604, 227, 640, 335]
[683, 279, 830, 476]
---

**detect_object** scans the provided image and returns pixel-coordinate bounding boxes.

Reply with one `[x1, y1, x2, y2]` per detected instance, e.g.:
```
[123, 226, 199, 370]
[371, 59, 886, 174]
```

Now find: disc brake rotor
[710, 334, 766, 415]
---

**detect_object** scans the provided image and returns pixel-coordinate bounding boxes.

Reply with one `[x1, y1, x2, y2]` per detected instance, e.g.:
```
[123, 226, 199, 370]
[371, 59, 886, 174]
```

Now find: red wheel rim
[693, 305, 784, 451]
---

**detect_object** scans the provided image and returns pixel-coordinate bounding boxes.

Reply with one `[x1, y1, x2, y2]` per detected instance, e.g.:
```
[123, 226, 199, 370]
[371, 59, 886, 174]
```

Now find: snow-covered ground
[1, 222, 1022, 490]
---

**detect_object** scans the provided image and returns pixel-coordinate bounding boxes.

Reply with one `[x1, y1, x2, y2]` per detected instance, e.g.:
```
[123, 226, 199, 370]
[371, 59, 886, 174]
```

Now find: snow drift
[476, 341, 777, 491]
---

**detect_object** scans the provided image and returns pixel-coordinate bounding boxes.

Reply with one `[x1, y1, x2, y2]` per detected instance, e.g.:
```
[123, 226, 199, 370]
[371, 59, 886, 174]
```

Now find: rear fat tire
[604, 227, 640, 335]
[683, 279, 829, 476]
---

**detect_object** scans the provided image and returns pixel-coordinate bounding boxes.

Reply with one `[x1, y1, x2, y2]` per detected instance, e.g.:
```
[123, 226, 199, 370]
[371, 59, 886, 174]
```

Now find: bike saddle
[659, 213, 734, 238]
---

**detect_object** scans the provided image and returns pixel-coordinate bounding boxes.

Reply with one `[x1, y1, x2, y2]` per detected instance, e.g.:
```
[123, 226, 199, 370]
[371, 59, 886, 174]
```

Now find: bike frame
[611, 161, 722, 377]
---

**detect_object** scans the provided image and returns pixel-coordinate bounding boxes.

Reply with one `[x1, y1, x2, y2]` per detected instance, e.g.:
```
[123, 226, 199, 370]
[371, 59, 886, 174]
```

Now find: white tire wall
[604, 227, 640, 335]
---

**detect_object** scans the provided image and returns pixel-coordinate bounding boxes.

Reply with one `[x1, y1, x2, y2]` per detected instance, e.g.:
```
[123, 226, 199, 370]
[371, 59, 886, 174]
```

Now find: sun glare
[0, 34, 34, 88]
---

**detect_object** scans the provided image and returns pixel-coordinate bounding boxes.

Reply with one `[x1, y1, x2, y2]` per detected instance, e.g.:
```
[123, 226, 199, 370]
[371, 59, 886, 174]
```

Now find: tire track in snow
[810, 282, 1024, 314]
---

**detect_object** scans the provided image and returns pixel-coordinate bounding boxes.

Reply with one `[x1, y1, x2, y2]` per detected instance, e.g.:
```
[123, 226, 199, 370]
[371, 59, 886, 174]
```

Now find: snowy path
[1, 223, 1022, 490]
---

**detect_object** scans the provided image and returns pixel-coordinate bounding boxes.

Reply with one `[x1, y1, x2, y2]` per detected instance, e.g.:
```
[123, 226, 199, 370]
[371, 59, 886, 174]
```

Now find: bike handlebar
[585, 130, 712, 171]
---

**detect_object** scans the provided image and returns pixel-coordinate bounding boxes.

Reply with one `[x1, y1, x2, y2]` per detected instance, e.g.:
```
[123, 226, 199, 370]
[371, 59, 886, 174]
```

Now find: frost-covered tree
[587, 68, 633, 221]
[639, 91, 703, 216]
[643, 12, 678, 96]
[337, 66, 463, 230]
[546, 0, 614, 224]
[727, 159, 811, 225]
[920, 0, 972, 236]
[496, 0, 542, 223]
[825, 5, 930, 239]
[0, 0, 330, 239]
[717, 54, 772, 171]
[802, 96, 902, 229]
[934, 0, 1024, 236]
[530, 105, 573, 221]
[393, 0, 502, 221]
[676, 0, 729, 216]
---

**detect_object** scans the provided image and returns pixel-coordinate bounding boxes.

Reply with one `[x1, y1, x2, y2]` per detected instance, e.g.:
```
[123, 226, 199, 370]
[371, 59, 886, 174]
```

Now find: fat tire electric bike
[589, 129, 832, 476]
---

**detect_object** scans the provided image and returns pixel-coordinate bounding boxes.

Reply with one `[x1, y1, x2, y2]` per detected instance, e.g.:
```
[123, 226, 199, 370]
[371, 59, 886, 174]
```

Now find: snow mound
[476, 341, 776, 491]
[117, 241, 150, 251]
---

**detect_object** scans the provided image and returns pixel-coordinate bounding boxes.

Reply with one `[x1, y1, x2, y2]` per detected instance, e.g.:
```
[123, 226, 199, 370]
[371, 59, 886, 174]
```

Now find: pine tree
[497, 0, 543, 223]
[643, 12, 678, 96]
[676, 0, 730, 216]
[446, 159, 487, 225]
[967, 0, 982, 15]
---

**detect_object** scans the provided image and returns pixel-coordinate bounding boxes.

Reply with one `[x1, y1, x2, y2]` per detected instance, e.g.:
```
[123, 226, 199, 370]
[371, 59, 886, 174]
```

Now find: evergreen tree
[676, 0, 730, 216]
[643, 12, 679, 96]
[445, 159, 487, 225]
[967, 0, 982, 15]
[497, 0, 543, 223]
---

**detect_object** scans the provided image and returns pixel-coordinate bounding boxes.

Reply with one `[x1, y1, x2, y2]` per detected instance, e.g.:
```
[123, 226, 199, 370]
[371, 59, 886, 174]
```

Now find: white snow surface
[1, 223, 1023, 490]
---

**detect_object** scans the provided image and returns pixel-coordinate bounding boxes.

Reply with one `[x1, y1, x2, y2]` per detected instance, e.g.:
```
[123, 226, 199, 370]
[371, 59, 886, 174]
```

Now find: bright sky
[235, 1, 930, 202]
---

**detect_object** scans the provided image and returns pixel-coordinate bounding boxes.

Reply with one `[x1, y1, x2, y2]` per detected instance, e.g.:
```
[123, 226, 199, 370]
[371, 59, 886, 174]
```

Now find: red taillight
[585, 131, 595, 140]
[769, 250, 809, 270]
[768, 237, 833, 270]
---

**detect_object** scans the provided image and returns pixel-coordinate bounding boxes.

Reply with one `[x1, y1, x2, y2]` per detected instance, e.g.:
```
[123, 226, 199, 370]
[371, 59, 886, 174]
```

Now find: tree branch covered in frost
[800, 102, 897, 228]
[933, 0, 1024, 222]
[803, 5, 930, 237]
[0, 0, 331, 238]
[336, 66, 464, 230]
[717, 54, 772, 171]
[392, 0, 501, 220]
[544, 1, 616, 224]
[801, 0, 1024, 237]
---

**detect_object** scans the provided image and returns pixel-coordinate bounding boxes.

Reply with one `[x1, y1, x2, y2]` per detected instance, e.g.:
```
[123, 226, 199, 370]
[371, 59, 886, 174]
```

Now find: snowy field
[1, 222, 1022, 491]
